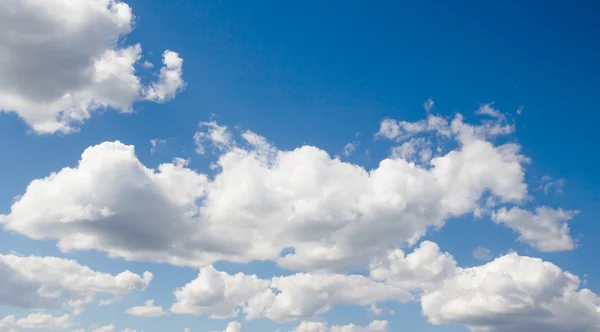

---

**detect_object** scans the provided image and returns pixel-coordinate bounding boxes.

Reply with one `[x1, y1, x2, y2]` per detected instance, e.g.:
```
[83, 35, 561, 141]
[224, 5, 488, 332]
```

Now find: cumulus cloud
[0, 253, 152, 313]
[421, 253, 600, 332]
[217, 321, 242, 332]
[143, 50, 185, 102]
[0, 0, 184, 134]
[171, 265, 270, 318]
[250, 273, 411, 322]
[492, 206, 578, 252]
[289, 320, 388, 332]
[93, 325, 116, 332]
[170, 265, 410, 322]
[125, 299, 167, 317]
[369, 241, 457, 292]
[0, 313, 71, 331]
[1, 109, 540, 272]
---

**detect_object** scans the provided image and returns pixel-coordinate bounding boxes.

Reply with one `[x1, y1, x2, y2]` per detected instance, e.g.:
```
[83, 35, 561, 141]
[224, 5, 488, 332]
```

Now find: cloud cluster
[492, 206, 578, 251]
[0, 313, 71, 331]
[1, 108, 548, 272]
[0, 0, 184, 133]
[170, 265, 410, 322]
[421, 253, 600, 332]
[1, 102, 593, 331]
[125, 299, 167, 317]
[0, 253, 152, 313]
[289, 320, 388, 332]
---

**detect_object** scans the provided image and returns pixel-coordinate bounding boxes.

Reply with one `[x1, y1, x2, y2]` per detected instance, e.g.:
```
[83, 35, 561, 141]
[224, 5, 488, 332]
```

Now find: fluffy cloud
[0, 142, 217, 266]
[125, 299, 167, 317]
[93, 325, 116, 332]
[170, 265, 410, 322]
[421, 253, 600, 332]
[369, 241, 457, 292]
[171, 265, 269, 318]
[289, 320, 388, 332]
[0, 313, 71, 331]
[492, 206, 578, 251]
[0, 0, 184, 134]
[1, 108, 537, 272]
[0, 253, 152, 313]
[218, 321, 242, 332]
[250, 273, 411, 322]
[143, 50, 185, 102]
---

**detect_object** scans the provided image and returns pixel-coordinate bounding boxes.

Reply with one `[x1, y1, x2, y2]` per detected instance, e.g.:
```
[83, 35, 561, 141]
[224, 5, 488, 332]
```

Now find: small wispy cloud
[150, 139, 167, 154]
[473, 247, 492, 261]
[540, 176, 565, 195]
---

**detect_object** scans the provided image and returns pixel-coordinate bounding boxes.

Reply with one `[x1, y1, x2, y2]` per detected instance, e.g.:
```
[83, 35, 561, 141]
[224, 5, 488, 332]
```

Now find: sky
[1, 1, 599, 332]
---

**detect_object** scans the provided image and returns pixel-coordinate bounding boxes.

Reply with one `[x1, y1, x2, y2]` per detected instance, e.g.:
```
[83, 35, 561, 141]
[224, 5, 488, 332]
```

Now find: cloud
[93, 325, 116, 332]
[492, 206, 578, 252]
[194, 121, 234, 155]
[390, 137, 432, 164]
[218, 321, 242, 332]
[171, 265, 270, 318]
[143, 50, 185, 102]
[421, 252, 600, 332]
[472, 247, 492, 261]
[540, 176, 566, 195]
[170, 265, 410, 322]
[0, 313, 71, 331]
[250, 273, 411, 322]
[0, 0, 184, 134]
[476, 103, 504, 120]
[150, 139, 167, 154]
[1, 111, 538, 272]
[289, 320, 388, 332]
[0, 253, 152, 313]
[125, 299, 167, 317]
[369, 241, 457, 292]
[424, 98, 435, 113]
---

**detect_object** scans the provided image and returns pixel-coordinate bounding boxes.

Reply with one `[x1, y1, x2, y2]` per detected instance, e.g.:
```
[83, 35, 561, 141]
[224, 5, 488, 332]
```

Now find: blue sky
[1, 1, 599, 332]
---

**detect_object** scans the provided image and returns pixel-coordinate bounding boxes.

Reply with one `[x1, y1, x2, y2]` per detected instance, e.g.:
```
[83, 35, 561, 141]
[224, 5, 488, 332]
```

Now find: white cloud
[0, 253, 152, 313]
[343, 141, 359, 157]
[170, 265, 410, 322]
[421, 253, 600, 332]
[369, 241, 457, 292]
[0, 313, 71, 330]
[289, 320, 388, 332]
[492, 206, 578, 252]
[172, 265, 247, 318]
[184, 329, 191, 332]
[250, 273, 411, 322]
[93, 325, 116, 332]
[143, 50, 185, 102]
[472, 247, 492, 261]
[390, 137, 432, 164]
[424, 98, 435, 113]
[476, 103, 504, 120]
[194, 121, 234, 155]
[218, 321, 242, 332]
[540, 176, 566, 195]
[125, 299, 167, 317]
[150, 139, 167, 154]
[0, 0, 184, 134]
[1, 113, 535, 272]
[171, 265, 270, 318]
[142, 60, 154, 68]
